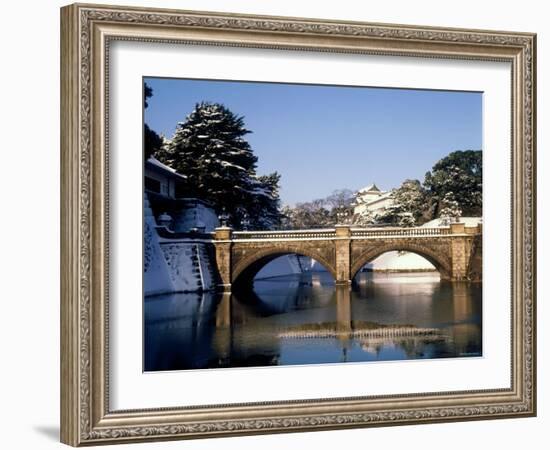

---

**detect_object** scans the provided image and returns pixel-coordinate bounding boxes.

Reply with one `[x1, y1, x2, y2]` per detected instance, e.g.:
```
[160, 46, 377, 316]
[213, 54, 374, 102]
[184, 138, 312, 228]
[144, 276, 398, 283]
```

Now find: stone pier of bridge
[334, 225, 352, 285]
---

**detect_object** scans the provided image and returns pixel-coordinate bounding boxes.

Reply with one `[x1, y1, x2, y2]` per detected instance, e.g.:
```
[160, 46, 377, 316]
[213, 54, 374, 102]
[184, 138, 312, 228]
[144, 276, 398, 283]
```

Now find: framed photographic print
[60, 3, 537, 446]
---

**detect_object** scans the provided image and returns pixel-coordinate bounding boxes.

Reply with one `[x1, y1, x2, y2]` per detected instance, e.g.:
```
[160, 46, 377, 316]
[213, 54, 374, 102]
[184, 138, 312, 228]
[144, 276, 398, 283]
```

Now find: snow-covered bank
[255, 255, 308, 279]
[363, 251, 435, 272]
[157, 241, 216, 294]
[144, 193, 218, 296]
[422, 217, 482, 228]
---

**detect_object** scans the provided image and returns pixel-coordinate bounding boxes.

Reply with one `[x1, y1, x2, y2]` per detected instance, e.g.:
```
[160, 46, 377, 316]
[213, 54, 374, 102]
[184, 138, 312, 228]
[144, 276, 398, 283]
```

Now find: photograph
[142, 78, 483, 372]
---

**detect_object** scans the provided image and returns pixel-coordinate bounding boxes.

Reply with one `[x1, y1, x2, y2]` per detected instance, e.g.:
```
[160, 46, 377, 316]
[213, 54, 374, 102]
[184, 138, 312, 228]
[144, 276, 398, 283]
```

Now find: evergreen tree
[353, 208, 376, 227]
[372, 207, 416, 227]
[392, 179, 428, 226]
[438, 192, 463, 225]
[424, 150, 482, 217]
[144, 124, 163, 162]
[249, 172, 282, 229]
[159, 102, 281, 228]
[143, 82, 163, 161]
[144, 83, 153, 109]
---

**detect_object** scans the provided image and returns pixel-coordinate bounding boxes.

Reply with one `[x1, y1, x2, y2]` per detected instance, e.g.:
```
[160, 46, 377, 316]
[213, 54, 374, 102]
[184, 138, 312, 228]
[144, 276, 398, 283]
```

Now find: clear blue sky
[144, 77, 482, 206]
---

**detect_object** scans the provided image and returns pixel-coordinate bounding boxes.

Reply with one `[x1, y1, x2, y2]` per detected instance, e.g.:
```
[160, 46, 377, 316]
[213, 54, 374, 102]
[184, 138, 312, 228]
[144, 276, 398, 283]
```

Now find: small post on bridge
[214, 214, 233, 291]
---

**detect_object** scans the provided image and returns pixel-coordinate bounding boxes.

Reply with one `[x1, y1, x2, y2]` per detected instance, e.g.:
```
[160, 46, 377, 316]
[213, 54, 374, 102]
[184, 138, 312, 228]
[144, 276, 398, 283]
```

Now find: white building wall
[172, 202, 219, 232]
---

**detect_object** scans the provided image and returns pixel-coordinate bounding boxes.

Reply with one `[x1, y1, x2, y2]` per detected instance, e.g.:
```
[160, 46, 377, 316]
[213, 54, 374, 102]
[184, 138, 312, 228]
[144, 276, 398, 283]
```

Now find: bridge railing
[230, 227, 455, 240]
[350, 227, 452, 238]
[232, 229, 337, 240]
[219, 225, 479, 241]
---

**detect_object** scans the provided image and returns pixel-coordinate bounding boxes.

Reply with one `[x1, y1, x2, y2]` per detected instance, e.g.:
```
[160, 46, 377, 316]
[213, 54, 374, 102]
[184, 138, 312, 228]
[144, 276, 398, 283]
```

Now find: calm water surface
[144, 272, 482, 371]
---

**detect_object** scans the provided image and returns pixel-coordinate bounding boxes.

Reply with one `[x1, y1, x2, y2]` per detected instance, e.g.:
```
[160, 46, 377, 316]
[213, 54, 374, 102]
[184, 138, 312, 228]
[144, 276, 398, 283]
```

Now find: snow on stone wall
[144, 195, 175, 296]
[144, 193, 217, 296]
[159, 242, 217, 293]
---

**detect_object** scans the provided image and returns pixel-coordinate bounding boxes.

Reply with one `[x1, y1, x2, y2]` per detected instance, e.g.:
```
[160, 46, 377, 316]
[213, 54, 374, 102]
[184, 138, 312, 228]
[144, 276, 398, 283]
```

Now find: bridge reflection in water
[144, 271, 482, 372]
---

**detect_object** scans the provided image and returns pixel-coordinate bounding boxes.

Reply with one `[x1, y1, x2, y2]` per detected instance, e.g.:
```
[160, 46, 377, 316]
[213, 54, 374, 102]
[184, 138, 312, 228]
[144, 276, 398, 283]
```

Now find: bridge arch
[232, 245, 337, 287]
[350, 242, 452, 281]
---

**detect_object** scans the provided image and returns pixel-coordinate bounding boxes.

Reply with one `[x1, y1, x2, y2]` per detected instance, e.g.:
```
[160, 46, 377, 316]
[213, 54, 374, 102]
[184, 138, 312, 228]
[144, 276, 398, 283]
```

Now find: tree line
[144, 83, 481, 230]
[353, 149, 482, 228]
[283, 149, 482, 230]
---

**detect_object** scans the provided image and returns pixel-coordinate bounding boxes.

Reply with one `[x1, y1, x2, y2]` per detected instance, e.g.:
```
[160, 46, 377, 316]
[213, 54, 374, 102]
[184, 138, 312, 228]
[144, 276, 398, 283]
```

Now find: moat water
[144, 272, 482, 372]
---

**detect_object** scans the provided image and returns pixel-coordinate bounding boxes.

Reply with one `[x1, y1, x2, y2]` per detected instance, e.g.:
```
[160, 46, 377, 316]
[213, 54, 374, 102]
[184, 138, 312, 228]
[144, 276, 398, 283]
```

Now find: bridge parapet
[350, 227, 452, 238]
[230, 225, 479, 241]
[232, 229, 337, 240]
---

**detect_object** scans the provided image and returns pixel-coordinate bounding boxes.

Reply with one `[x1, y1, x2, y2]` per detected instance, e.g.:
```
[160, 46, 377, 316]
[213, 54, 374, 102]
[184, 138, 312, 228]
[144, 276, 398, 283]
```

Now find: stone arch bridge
[212, 223, 482, 290]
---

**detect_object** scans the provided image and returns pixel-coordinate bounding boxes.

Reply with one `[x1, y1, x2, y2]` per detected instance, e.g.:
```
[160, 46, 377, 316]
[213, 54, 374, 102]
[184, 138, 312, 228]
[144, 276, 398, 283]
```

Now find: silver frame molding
[60, 3, 536, 446]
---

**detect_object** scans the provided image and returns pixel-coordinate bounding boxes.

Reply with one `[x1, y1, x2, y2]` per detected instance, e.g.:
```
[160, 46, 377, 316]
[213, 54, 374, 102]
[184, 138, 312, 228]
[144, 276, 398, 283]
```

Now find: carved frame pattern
[60, 3, 536, 446]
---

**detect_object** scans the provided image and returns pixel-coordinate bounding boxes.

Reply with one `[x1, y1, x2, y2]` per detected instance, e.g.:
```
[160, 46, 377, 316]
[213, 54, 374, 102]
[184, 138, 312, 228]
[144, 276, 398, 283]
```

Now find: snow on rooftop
[363, 191, 393, 205]
[354, 190, 393, 206]
[147, 156, 176, 173]
[358, 183, 382, 193]
[146, 157, 187, 179]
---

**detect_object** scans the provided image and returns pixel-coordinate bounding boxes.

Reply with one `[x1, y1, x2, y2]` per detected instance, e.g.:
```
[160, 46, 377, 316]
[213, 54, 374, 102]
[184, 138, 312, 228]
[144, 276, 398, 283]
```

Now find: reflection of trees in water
[144, 291, 283, 370]
[144, 291, 219, 324]
[447, 323, 482, 356]
[358, 336, 446, 359]
[211, 291, 283, 368]
[144, 273, 482, 371]
[234, 273, 334, 316]
[144, 292, 222, 371]
[388, 336, 447, 359]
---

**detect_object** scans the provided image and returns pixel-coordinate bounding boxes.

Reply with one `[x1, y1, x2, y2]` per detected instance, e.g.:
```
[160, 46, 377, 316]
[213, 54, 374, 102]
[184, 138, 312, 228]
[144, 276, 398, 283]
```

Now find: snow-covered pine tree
[158, 102, 281, 229]
[438, 192, 462, 225]
[143, 82, 163, 162]
[424, 150, 482, 218]
[144, 124, 163, 162]
[391, 179, 428, 226]
[353, 208, 376, 227]
[247, 172, 282, 229]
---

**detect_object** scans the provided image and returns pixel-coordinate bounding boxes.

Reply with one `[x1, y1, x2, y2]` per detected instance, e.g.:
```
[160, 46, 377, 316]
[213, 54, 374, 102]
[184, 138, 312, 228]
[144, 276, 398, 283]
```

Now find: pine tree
[143, 82, 163, 162]
[144, 124, 163, 161]
[353, 208, 376, 227]
[159, 102, 281, 229]
[248, 172, 282, 229]
[424, 150, 482, 218]
[438, 192, 462, 225]
[392, 179, 428, 226]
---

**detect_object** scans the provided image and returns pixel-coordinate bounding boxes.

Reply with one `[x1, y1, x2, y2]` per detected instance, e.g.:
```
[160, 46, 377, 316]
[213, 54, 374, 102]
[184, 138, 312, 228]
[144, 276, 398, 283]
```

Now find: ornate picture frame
[60, 3, 536, 446]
